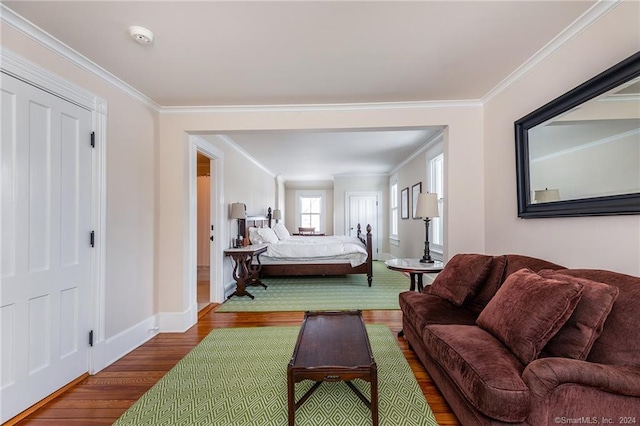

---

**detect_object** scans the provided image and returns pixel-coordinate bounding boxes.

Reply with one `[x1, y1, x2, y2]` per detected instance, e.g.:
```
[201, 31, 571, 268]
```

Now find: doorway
[196, 153, 212, 311]
[346, 191, 381, 260]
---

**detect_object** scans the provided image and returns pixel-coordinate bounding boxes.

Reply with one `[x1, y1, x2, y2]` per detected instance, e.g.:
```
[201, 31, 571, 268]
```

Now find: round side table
[385, 258, 444, 292]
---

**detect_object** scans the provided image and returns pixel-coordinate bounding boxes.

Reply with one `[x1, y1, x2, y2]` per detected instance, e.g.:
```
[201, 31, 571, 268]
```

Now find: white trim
[188, 136, 226, 311]
[294, 190, 326, 232]
[0, 48, 108, 374]
[0, 5, 160, 111]
[344, 191, 382, 260]
[531, 128, 640, 163]
[482, 0, 622, 104]
[157, 306, 197, 333]
[104, 315, 159, 367]
[219, 135, 276, 177]
[160, 99, 482, 114]
[390, 131, 444, 176]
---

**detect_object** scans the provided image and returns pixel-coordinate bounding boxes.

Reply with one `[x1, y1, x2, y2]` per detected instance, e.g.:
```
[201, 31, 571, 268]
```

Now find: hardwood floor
[14, 307, 460, 425]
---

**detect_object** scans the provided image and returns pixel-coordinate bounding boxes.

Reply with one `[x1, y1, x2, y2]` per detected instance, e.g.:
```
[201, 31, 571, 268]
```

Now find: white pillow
[248, 227, 263, 245]
[273, 223, 291, 240]
[257, 227, 279, 244]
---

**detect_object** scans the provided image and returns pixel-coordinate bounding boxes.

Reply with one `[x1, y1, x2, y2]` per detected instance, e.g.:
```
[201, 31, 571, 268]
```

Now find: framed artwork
[412, 182, 422, 219]
[401, 187, 409, 219]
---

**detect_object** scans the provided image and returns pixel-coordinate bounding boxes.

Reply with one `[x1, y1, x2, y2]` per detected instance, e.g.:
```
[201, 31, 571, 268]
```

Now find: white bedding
[260, 235, 368, 267]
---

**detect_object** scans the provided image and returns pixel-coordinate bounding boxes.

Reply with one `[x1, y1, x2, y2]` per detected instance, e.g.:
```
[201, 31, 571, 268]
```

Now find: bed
[245, 208, 373, 286]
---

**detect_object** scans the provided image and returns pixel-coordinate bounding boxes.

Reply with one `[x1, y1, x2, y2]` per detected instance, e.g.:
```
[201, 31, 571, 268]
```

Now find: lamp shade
[230, 202, 246, 219]
[534, 189, 560, 203]
[272, 209, 282, 220]
[415, 193, 439, 218]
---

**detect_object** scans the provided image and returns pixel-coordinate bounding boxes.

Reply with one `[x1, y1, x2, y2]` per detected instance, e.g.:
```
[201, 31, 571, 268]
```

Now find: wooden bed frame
[245, 208, 373, 286]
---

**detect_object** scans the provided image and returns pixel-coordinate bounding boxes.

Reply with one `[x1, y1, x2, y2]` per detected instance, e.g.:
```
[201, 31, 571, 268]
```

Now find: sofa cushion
[476, 268, 584, 365]
[423, 324, 530, 422]
[427, 253, 494, 306]
[550, 269, 640, 366]
[538, 270, 620, 360]
[399, 291, 478, 334]
[468, 255, 507, 313]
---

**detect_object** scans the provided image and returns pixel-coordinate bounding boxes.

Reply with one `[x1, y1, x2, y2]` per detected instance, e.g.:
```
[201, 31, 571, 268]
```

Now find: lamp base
[420, 257, 435, 264]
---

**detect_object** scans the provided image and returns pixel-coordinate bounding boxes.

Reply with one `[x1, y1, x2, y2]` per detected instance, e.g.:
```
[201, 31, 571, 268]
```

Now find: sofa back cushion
[468, 254, 565, 313]
[477, 269, 584, 365]
[538, 271, 619, 360]
[550, 269, 640, 366]
[427, 254, 493, 306]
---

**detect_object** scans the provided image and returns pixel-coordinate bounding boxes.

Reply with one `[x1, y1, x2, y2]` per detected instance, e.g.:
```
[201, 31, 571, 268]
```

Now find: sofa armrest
[523, 357, 640, 398]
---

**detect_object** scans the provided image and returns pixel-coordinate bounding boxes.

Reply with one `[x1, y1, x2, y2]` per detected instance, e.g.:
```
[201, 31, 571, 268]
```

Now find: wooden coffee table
[287, 311, 378, 426]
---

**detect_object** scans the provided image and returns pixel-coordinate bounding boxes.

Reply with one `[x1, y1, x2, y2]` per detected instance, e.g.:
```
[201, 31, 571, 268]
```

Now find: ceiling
[2, 1, 597, 180]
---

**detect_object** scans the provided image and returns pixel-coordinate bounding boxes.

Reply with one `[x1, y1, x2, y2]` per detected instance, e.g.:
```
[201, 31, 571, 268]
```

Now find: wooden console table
[224, 245, 268, 299]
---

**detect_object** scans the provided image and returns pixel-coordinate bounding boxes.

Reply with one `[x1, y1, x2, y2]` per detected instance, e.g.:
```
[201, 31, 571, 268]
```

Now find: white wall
[389, 154, 428, 259]
[484, 1, 640, 275]
[0, 25, 159, 345]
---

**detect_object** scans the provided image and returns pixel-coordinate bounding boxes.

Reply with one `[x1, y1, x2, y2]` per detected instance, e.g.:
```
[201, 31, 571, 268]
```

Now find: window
[427, 152, 444, 253]
[390, 181, 398, 240]
[295, 190, 326, 232]
[300, 196, 321, 230]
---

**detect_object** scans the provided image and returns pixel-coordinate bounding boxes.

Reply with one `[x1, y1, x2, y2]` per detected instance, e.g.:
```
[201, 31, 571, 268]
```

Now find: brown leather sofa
[399, 254, 640, 425]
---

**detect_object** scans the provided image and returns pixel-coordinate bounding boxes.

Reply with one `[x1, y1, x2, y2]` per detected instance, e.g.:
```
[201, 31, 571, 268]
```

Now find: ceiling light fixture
[129, 26, 154, 45]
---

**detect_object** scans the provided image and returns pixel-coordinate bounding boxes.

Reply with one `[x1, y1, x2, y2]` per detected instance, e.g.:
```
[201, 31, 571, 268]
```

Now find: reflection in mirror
[528, 76, 640, 203]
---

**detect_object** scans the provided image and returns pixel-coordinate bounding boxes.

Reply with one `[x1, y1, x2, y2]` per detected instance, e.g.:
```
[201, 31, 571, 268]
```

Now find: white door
[347, 194, 378, 260]
[1, 73, 93, 422]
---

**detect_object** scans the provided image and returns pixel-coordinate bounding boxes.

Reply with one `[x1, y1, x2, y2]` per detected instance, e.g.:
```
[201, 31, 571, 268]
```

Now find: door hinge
[90, 131, 95, 148]
[90, 231, 95, 247]
[89, 330, 94, 347]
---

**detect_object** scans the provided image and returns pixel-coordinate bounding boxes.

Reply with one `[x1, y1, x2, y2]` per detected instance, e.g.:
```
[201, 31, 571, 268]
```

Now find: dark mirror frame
[515, 51, 640, 218]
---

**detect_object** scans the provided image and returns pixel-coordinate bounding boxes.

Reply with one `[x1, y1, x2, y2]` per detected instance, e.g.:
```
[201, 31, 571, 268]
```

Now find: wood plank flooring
[13, 308, 460, 425]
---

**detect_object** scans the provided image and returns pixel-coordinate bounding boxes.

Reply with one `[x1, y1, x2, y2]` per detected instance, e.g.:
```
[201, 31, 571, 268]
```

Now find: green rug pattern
[114, 325, 438, 426]
[217, 261, 427, 312]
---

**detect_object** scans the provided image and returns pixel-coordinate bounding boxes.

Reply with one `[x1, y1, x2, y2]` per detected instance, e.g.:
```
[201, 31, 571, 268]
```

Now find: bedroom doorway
[196, 152, 213, 311]
[346, 192, 381, 260]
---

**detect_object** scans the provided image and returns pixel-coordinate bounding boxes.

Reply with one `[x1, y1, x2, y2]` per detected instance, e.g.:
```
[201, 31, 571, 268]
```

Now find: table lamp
[230, 202, 246, 247]
[415, 192, 439, 263]
[272, 209, 282, 223]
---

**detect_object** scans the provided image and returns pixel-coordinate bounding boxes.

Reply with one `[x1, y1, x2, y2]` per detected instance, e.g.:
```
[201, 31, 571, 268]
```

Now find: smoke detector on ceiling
[129, 26, 154, 45]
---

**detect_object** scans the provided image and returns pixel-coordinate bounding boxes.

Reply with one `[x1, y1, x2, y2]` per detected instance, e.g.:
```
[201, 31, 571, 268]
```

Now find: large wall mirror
[515, 51, 640, 218]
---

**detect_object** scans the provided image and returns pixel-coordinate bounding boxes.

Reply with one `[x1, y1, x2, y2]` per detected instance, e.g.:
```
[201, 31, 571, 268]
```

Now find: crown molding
[217, 135, 276, 177]
[390, 130, 444, 176]
[482, 0, 622, 105]
[159, 99, 482, 114]
[0, 4, 160, 111]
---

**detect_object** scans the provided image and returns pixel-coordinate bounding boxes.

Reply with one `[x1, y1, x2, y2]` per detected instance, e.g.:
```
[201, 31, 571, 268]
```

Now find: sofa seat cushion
[477, 268, 584, 365]
[424, 324, 530, 422]
[427, 253, 494, 306]
[399, 291, 478, 334]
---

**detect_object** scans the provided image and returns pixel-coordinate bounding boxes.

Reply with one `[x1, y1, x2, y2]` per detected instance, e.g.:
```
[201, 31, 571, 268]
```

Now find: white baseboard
[224, 280, 236, 298]
[104, 315, 159, 367]
[158, 305, 197, 333]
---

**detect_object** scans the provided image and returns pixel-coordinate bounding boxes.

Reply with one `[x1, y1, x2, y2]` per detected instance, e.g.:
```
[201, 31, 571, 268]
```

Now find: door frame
[0, 47, 108, 373]
[188, 136, 225, 308]
[344, 191, 382, 260]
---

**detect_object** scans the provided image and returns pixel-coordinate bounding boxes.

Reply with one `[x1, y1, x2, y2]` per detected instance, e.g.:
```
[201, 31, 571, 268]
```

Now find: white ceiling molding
[217, 135, 276, 178]
[159, 100, 483, 114]
[481, 0, 622, 105]
[0, 4, 160, 111]
[389, 131, 445, 176]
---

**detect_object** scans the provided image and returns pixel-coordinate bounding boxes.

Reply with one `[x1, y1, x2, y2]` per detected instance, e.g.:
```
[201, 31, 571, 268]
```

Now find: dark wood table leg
[287, 367, 295, 426]
[228, 254, 255, 299]
[417, 273, 424, 292]
[409, 273, 417, 291]
[371, 365, 379, 426]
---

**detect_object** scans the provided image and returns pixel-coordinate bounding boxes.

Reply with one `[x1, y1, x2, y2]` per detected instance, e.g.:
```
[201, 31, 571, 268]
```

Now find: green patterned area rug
[217, 261, 425, 312]
[114, 325, 438, 426]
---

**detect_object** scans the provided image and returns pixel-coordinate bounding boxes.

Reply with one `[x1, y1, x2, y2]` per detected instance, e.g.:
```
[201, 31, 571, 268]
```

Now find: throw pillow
[476, 268, 584, 365]
[257, 227, 279, 244]
[273, 223, 291, 240]
[428, 254, 494, 306]
[538, 270, 620, 360]
[248, 227, 263, 245]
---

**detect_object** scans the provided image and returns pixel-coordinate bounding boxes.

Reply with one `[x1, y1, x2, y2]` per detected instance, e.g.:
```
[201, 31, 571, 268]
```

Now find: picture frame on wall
[401, 187, 409, 219]
[412, 182, 422, 219]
